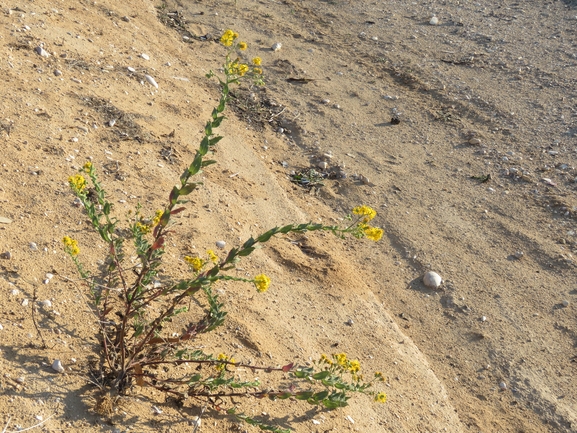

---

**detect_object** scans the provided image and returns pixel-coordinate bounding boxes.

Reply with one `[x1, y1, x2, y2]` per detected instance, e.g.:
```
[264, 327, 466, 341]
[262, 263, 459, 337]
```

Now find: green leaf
[103, 202, 111, 216]
[256, 229, 276, 243]
[217, 98, 226, 113]
[159, 211, 170, 227]
[211, 108, 218, 121]
[201, 160, 217, 167]
[188, 153, 203, 176]
[204, 121, 213, 136]
[169, 186, 180, 204]
[180, 183, 198, 196]
[312, 370, 331, 380]
[209, 136, 223, 146]
[199, 136, 209, 156]
[237, 247, 255, 257]
[294, 391, 314, 400]
[212, 115, 225, 128]
[293, 367, 313, 378]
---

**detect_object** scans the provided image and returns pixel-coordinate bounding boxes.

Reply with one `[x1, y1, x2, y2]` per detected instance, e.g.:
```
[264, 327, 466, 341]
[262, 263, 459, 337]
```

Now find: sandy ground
[1, 0, 576, 432]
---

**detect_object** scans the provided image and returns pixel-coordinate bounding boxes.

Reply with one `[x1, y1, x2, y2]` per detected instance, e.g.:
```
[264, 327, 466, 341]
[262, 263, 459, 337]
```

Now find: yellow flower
[254, 274, 271, 293]
[152, 210, 163, 227]
[334, 353, 347, 366]
[83, 161, 93, 173]
[348, 359, 361, 373]
[252, 57, 261, 66]
[68, 174, 87, 193]
[374, 392, 387, 403]
[207, 249, 219, 264]
[374, 371, 385, 382]
[216, 353, 236, 371]
[238, 41, 247, 50]
[135, 221, 150, 234]
[352, 205, 377, 222]
[363, 225, 384, 242]
[253, 67, 263, 75]
[319, 354, 333, 365]
[184, 256, 204, 271]
[62, 236, 80, 256]
[236, 63, 249, 77]
[220, 29, 238, 47]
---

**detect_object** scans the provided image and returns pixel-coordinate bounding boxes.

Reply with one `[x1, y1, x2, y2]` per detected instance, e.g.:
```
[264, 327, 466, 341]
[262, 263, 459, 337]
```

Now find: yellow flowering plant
[62, 31, 386, 433]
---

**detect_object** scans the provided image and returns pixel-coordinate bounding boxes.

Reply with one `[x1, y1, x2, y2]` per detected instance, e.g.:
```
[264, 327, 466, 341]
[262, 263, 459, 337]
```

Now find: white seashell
[127, 66, 136, 73]
[216, 240, 226, 249]
[423, 271, 442, 289]
[145, 75, 158, 89]
[429, 16, 439, 25]
[140, 53, 150, 60]
[271, 42, 282, 52]
[52, 359, 65, 373]
[41, 300, 52, 308]
[317, 161, 328, 170]
[499, 381, 507, 390]
[22, 299, 29, 307]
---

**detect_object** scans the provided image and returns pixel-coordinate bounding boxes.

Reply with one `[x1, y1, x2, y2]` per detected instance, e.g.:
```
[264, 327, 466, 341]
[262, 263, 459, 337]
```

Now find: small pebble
[16, 377, 25, 384]
[34, 46, 51, 58]
[499, 381, 507, 390]
[481, 316, 487, 322]
[469, 137, 481, 145]
[0, 251, 11, 259]
[345, 318, 354, 326]
[562, 300, 569, 307]
[514, 251, 524, 259]
[51, 359, 65, 373]
[216, 240, 226, 249]
[22, 299, 29, 307]
[41, 300, 52, 308]
[423, 271, 442, 289]
[429, 16, 439, 25]
[53, 69, 62, 76]
[0, 324, 3, 330]
[127, 66, 136, 73]
[277, 127, 284, 134]
[108, 119, 116, 127]
[144, 75, 158, 89]
[121, 16, 130, 22]
[30, 242, 38, 251]
[140, 53, 150, 60]
[271, 42, 282, 52]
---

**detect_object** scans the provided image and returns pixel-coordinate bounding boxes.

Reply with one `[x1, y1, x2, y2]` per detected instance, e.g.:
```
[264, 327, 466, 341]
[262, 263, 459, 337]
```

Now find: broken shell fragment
[145, 74, 159, 89]
[52, 359, 65, 373]
[271, 42, 282, 52]
[423, 271, 442, 289]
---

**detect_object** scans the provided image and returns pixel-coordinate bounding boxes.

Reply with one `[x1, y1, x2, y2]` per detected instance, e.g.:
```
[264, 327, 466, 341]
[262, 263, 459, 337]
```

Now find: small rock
[481, 316, 487, 322]
[317, 161, 328, 170]
[30, 242, 38, 251]
[108, 119, 116, 127]
[144, 75, 158, 89]
[0, 216, 12, 224]
[127, 66, 136, 73]
[21, 299, 29, 307]
[121, 16, 130, 22]
[271, 42, 282, 52]
[514, 251, 524, 259]
[345, 415, 355, 424]
[277, 127, 284, 134]
[0, 324, 3, 330]
[345, 318, 354, 326]
[321, 98, 330, 104]
[312, 419, 321, 425]
[469, 137, 481, 145]
[562, 300, 569, 307]
[423, 271, 442, 289]
[34, 46, 51, 58]
[53, 69, 62, 76]
[429, 16, 439, 25]
[499, 381, 507, 390]
[216, 240, 226, 249]
[51, 359, 65, 373]
[0, 251, 11, 259]
[140, 53, 150, 60]
[41, 300, 52, 308]
[16, 377, 25, 384]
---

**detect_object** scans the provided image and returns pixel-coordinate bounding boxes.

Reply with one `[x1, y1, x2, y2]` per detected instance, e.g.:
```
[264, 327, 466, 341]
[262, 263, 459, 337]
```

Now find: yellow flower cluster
[374, 392, 387, 403]
[252, 57, 262, 66]
[220, 29, 239, 47]
[83, 161, 93, 173]
[152, 210, 163, 227]
[135, 221, 151, 234]
[362, 224, 384, 242]
[254, 274, 271, 293]
[207, 249, 219, 264]
[374, 371, 386, 382]
[62, 236, 80, 256]
[184, 256, 204, 271]
[216, 353, 236, 371]
[68, 174, 87, 193]
[238, 41, 248, 51]
[228, 60, 250, 77]
[353, 205, 377, 222]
